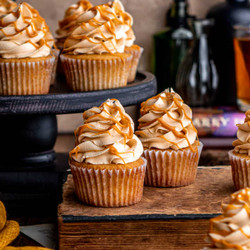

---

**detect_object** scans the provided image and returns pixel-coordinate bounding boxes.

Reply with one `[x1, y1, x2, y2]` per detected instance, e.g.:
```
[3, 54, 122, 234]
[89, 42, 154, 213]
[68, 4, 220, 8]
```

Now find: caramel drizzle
[208, 190, 250, 248]
[66, 4, 132, 54]
[0, 0, 17, 14]
[138, 92, 197, 152]
[59, 0, 92, 29]
[0, 3, 53, 50]
[72, 99, 134, 163]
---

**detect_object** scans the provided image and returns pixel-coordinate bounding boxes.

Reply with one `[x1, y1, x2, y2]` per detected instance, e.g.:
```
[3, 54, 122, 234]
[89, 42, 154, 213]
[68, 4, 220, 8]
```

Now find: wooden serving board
[58, 166, 235, 250]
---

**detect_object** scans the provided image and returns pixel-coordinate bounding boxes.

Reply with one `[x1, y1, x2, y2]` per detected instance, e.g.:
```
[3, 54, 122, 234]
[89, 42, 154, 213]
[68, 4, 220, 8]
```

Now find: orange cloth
[0, 200, 52, 250]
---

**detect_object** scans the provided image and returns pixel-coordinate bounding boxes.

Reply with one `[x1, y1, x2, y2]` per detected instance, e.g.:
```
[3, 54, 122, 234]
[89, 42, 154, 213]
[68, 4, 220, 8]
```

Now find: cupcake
[110, 0, 143, 82]
[0, 2, 55, 95]
[228, 110, 250, 190]
[55, 0, 92, 50]
[136, 88, 201, 187]
[60, 3, 132, 92]
[0, 0, 16, 16]
[203, 188, 250, 249]
[69, 99, 146, 207]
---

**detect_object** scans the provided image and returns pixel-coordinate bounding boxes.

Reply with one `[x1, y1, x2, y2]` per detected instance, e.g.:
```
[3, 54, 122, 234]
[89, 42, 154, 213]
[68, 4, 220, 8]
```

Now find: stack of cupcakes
[0, 1, 56, 95]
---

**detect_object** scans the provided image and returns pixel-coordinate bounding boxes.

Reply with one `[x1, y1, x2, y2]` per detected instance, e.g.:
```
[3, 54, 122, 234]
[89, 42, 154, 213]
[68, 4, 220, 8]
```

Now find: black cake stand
[0, 71, 157, 168]
[0, 71, 157, 214]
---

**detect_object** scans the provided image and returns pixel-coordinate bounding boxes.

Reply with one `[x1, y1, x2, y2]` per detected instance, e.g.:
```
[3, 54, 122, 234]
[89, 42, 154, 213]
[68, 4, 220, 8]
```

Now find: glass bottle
[206, 0, 250, 106]
[176, 19, 218, 107]
[153, 0, 193, 92]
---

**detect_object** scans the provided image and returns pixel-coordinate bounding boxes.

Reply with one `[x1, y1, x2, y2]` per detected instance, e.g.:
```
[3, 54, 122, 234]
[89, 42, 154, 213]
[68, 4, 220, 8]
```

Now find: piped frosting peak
[69, 99, 143, 164]
[205, 188, 250, 249]
[136, 88, 197, 151]
[0, 2, 54, 58]
[233, 110, 250, 156]
[63, 0, 134, 54]
[56, 0, 92, 43]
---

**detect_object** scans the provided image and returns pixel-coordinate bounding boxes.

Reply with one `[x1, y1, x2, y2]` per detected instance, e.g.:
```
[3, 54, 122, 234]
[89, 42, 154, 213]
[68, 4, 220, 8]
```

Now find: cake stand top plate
[0, 71, 156, 115]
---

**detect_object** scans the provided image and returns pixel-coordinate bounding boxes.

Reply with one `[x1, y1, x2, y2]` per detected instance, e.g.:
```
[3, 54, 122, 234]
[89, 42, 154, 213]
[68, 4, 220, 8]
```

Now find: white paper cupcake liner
[0, 56, 55, 95]
[143, 143, 202, 187]
[228, 150, 250, 190]
[69, 158, 147, 207]
[51, 49, 60, 85]
[125, 46, 143, 82]
[60, 54, 132, 92]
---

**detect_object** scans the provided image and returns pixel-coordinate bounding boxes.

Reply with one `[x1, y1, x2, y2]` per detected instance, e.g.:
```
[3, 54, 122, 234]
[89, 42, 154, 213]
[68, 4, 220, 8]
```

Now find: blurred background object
[176, 18, 218, 107]
[207, 0, 250, 106]
[153, 0, 193, 92]
[233, 24, 250, 111]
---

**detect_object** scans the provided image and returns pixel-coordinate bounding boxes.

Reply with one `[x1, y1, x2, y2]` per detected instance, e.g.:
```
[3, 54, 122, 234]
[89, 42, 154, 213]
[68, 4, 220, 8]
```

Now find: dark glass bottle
[176, 19, 218, 107]
[153, 0, 193, 92]
[206, 0, 250, 106]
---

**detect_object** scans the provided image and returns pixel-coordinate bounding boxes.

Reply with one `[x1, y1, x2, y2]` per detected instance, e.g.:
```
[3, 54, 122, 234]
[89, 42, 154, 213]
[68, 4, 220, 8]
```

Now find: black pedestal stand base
[0, 153, 69, 217]
[0, 114, 57, 168]
[0, 114, 59, 216]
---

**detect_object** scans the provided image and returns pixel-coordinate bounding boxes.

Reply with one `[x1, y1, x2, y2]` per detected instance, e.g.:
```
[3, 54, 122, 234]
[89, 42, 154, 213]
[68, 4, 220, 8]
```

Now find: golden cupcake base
[143, 142, 200, 187]
[0, 56, 55, 95]
[60, 53, 132, 92]
[51, 48, 60, 85]
[125, 45, 143, 82]
[228, 150, 250, 190]
[69, 158, 146, 207]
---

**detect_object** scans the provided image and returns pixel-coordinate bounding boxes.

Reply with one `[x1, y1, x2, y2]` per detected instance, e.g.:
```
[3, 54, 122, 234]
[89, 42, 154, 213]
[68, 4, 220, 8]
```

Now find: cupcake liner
[228, 150, 250, 190]
[60, 54, 132, 92]
[51, 48, 60, 85]
[69, 158, 147, 207]
[143, 144, 202, 187]
[0, 56, 55, 95]
[125, 45, 143, 82]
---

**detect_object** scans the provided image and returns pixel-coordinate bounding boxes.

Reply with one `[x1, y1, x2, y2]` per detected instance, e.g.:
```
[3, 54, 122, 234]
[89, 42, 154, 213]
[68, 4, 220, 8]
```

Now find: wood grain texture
[58, 167, 234, 221]
[58, 167, 235, 249]
[58, 219, 211, 250]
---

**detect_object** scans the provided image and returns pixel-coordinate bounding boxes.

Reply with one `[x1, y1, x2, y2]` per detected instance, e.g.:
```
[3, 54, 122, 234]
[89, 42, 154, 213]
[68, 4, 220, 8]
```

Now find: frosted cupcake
[61, 3, 132, 92]
[0, 2, 55, 95]
[69, 99, 146, 207]
[55, 0, 92, 50]
[0, 0, 16, 16]
[136, 89, 201, 187]
[110, 0, 143, 82]
[229, 110, 250, 190]
[203, 188, 250, 249]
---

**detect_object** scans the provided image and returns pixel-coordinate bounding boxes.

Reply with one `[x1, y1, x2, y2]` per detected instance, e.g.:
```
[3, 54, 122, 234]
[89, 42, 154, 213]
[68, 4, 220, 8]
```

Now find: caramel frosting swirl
[56, 0, 92, 42]
[233, 111, 250, 156]
[69, 99, 143, 164]
[0, 2, 54, 58]
[205, 188, 250, 249]
[0, 0, 17, 16]
[136, 89, 198, 150]
[63, 1, 133, 54]
[110, 0, 135, 47]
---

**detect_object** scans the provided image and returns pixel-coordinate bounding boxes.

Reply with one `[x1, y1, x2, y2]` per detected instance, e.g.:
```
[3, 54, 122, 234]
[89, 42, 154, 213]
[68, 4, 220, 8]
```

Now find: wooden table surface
[58, 166, 234, 250]
[6, 148, 231, 249]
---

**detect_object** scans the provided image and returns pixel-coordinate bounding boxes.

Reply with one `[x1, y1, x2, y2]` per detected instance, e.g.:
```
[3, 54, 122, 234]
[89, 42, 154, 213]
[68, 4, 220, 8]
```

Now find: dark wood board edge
[60, 213, 220, 223]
